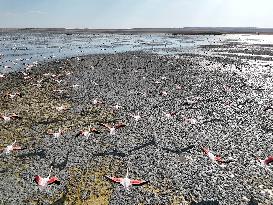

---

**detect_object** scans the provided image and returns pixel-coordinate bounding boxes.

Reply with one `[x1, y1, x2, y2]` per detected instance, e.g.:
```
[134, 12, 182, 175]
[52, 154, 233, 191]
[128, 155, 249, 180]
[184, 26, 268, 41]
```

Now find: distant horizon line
[1, 27, 273, 34]
[1, 26, 273, 29]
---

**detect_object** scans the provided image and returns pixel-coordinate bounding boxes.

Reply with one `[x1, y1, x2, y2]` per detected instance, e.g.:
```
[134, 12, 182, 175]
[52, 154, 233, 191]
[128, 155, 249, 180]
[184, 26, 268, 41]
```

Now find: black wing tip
[54, 180, 61, 185]
[104, 175, 113, 181]
[75, 132, 81, 137]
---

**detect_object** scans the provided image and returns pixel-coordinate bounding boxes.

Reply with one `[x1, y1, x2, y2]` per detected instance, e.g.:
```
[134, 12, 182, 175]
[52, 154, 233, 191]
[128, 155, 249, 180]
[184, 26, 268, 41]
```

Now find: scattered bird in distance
[99, 122, 126, 135]
[0, 140, 22, 155]
[47, 129, 64, 138]
[0, 113, 21, 122]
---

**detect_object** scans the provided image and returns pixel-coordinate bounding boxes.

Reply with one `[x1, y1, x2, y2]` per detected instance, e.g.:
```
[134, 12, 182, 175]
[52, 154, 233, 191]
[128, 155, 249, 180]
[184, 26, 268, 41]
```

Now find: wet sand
[0, 51, 273, 204]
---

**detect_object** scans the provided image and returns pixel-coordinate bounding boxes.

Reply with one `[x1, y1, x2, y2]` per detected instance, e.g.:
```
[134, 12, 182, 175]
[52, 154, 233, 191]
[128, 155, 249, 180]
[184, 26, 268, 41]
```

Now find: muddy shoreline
[0, 51, 272, 204]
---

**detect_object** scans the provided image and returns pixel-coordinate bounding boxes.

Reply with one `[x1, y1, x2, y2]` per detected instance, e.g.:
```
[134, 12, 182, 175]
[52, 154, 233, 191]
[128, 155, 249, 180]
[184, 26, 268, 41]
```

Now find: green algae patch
[65, 168, 112, 205]
[144, 184, 192, 205]
[171, 194, 191, 205]
[64, 158, 122, 205]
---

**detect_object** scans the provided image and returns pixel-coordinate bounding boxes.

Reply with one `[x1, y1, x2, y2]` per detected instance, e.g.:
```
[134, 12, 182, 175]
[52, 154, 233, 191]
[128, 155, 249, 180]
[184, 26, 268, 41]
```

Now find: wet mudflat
[1, 31, 273, 73]
[1, 47, 273, 205]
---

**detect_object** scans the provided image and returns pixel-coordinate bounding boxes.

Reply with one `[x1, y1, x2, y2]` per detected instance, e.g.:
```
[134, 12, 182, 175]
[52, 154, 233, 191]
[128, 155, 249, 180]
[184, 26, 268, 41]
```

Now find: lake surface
[1, 32, 273, 73]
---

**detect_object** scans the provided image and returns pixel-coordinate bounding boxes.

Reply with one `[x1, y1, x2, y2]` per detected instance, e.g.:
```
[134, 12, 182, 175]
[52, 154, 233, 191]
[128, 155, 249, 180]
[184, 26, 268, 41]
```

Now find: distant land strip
[1, 27, 273, 35]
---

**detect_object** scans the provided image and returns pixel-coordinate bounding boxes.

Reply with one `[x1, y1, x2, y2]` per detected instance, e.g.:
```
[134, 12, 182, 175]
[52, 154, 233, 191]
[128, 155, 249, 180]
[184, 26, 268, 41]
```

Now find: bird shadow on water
[0, 168, 8, 173]
[161, 144, 195, 154]
[50, 150, 70, 171]
[93, 148, 126, 158]
[93, 136, 157, 158]
[16, 149, 47, 159]
[247, 197, 258, 205]
[50, 187, 68, 205]
[128, 136, 157, 152]
[93, 136, 195, 157]
[191, 197, 258, 205]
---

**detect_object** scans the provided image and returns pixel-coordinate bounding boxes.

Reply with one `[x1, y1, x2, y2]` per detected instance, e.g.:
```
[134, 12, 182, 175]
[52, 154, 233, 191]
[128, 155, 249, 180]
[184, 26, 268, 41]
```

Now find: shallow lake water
[0, 32, 273, 73]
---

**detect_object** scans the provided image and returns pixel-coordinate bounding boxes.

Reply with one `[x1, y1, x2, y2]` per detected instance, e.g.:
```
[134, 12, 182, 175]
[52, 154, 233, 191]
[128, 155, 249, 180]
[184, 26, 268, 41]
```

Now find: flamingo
[34, 167, 60, 189]
[113, 104, 122, 110]
[202, 148, 223, 164]
[0, 113, 21, 122]
[257, 156, 273, 166]
[161, 76, 167, 80]
[176, 85, 182, 90]
[105, 168, 148, 190]
[256, 156, 273, 172]
[75, 127, 100, 139]
[93, 99, 103, 105]
[71, 84, 80, 88]
[160, 91, 168, 96]
[163, 111, 177, 119]
[55, 105, 69, 112]
[53, 89, 65, 94]
[223, 85, 232, 93]
[65, 71, 73, 76]
[47, 129, 63, 138]
[130, 112, 141, 121]
[5, 92, 22, 99]
[0, 140, 22, 155]
[54, 79, 63, 84]
[184, 117, 197, 125]
[99, 122, 126, 135]
[43, 73, 51, 77]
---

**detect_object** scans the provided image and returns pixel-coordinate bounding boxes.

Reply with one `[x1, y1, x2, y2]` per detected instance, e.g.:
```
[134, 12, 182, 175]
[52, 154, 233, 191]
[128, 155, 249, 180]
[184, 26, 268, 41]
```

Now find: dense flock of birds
[1, 55, 273, 202]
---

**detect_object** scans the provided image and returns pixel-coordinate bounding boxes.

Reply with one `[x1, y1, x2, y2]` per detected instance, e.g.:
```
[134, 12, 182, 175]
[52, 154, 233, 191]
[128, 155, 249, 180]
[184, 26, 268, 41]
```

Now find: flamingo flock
[0, 54, 272, 205]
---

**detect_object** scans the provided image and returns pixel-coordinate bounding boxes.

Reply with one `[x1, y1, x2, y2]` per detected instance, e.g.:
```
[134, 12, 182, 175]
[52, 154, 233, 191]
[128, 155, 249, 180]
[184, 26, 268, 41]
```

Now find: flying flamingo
[99, 122, 126, 135]
[53, 89, 65, 94]
[160, 91, 168, 96]
[183, 117, 197, 125]
[71, 84, 80, 88]
[34, 167, 60, 189]
[223, 85, 232, 93]
[176, 85, 182, 90]
[75, 126, 100, 139]
[257, 156, 273, 166]
[202, 148, 224, 164]
[5, 92, 22, 99]
[93, 99, 103, 105]
[112, 104, 122, 110]
[65, 71, 73, 76]
[163, 111, 177, 119]
[47, 129, 64, 138]
[130, 112, 141, 121]
[256, 156, 273, 172]
[54, 79, 63, 84]
[105, 168, 148, 190]
[43, 73, 51, 77]
[0, 140, 22, 155]
[0, 113, 21, 122]
[55, 105, 69, 112]
[161, 76, 167, 80]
